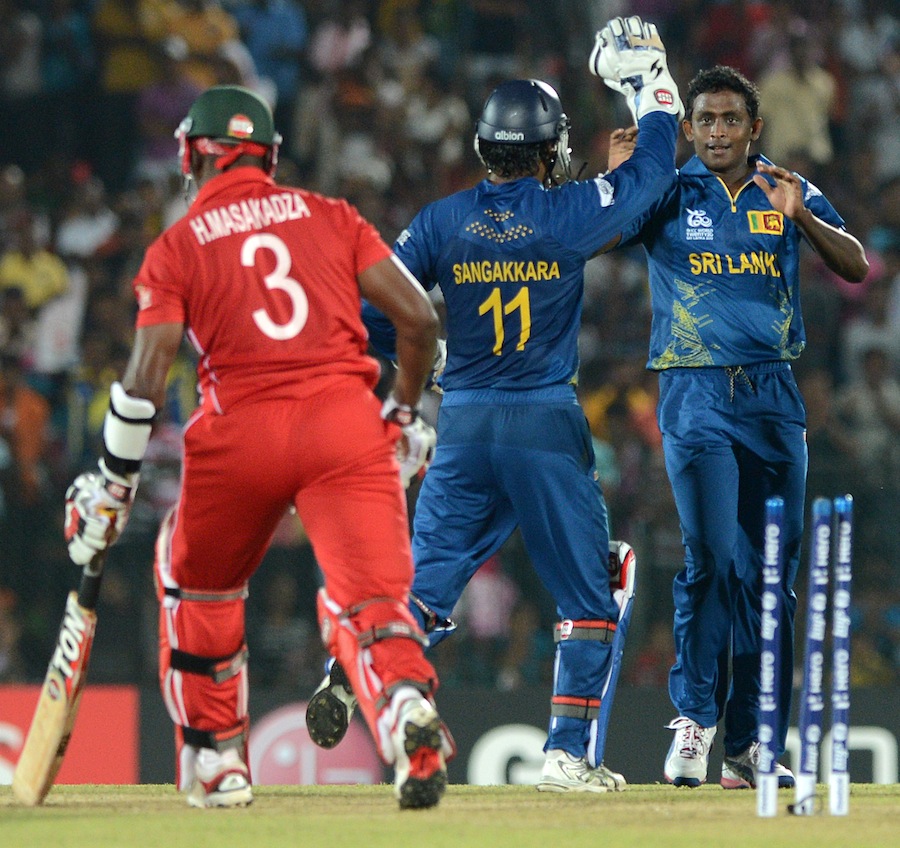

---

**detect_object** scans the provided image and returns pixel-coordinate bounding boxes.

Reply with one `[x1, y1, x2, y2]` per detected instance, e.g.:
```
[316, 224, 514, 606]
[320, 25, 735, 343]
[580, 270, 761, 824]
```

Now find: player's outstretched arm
[360, 256, 439, 487]
[359, 256, 438, 409]
[753, 162, 869, 283]
[65, 323, 181, 567]
[589, 15, 684, 124]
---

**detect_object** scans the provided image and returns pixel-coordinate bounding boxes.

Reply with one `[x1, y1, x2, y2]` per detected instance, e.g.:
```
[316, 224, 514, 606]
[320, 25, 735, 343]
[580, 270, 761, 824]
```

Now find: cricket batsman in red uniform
[63, 85, 453, 809]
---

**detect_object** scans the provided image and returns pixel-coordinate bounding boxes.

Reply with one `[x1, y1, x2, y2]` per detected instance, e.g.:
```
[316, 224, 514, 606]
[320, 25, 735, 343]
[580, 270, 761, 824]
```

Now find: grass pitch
[2, 784, 898, 848]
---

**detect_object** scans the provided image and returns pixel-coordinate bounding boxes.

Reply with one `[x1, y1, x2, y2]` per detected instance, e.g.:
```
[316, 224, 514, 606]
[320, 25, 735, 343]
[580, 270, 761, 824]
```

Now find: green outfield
[2, 784, 899, 848]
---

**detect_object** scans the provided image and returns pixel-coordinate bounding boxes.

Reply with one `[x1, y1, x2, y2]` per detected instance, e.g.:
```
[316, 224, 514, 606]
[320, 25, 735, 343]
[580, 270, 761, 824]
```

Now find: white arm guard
[103, 381, 156, 479]
[589, 16, 684, 123]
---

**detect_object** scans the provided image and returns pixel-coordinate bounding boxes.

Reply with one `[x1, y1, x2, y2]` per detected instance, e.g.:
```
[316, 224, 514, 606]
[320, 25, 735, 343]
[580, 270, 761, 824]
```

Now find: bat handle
[76, 553, 107, 610]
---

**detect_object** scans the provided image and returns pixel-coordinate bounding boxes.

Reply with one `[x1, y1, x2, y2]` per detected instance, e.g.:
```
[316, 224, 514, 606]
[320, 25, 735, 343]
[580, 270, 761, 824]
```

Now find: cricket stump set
[758, 494, 853, 818]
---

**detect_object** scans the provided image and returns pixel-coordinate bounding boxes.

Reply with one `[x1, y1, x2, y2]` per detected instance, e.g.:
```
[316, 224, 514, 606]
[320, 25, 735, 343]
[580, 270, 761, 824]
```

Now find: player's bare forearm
[359, 256, 439, 408]
[393, 331, 437, 406]
[122, 322, 185, 409]
[792, 208, 869, 283]
[753, 162, 869, 283]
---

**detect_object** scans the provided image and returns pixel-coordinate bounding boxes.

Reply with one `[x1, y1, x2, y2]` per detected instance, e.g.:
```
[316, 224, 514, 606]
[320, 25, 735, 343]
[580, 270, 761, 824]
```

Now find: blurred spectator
[90, 0, 168, 193]
[211, 36, 276, 106]
[40, 0, 96, 161]
[231, 0, 308, 150]
[834, 345, 900, 487]
[379, 11, 440, 92]
[0, 353, 50, 505]
[841, 273, 900, 382]
[758, 20, 836, 173]
[837, 0, 899, 78]
[307, 0, 371, 76]
[0, 208, 68, 316]
[158, 0, 240, 90]
[135, 36, 203, 186]
[0, 288, 35, 366]
[834, 345, 900, 566]
[0, 587, 25, 681]
[403, 66, 470, 176]
[748, 0, 802, 77]
[54, 175, 120, 262]
[845, 42, 900, 185]
[0, 353, 52, 608]
[459, 0, 528, 95]
[694, 0, 769, 76]
[0, 0, 45, 173]
[800, 367, 860, 502]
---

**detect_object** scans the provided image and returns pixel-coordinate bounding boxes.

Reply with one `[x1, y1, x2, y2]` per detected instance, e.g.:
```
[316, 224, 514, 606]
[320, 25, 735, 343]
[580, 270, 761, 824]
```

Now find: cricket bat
[12, 554, 106, 805]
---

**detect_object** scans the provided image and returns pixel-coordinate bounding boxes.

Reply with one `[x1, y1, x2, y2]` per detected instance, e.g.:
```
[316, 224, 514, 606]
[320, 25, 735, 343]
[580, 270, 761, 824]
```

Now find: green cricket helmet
[176, 85, 282, 176]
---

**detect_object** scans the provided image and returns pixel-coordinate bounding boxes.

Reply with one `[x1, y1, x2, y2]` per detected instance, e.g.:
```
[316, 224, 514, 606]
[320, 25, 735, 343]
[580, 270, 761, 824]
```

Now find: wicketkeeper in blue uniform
[612, 65, 868, 788]
[304, 17, 681, 792]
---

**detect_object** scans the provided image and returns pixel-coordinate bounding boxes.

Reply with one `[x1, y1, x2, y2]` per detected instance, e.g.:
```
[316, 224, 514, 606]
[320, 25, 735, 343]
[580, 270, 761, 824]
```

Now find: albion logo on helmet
[654, 90, 675, 106]
[494, 130, 525, 141]
[227, 114, 255, 139]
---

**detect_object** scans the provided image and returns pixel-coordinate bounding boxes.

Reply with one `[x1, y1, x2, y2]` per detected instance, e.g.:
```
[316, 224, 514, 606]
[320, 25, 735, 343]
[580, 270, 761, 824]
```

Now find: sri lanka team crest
[227, 114, 254, 139]
[747, 210, 784, 235]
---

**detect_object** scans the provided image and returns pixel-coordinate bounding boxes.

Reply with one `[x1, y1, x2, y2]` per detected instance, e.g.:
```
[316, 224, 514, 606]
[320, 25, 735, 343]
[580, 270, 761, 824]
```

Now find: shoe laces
[744, 741, 761, 767]
[667, 717, 713, 759]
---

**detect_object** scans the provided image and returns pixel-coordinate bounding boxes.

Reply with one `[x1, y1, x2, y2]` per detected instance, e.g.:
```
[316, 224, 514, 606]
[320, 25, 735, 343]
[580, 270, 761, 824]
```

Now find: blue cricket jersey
[372, 112, 677, 391]
[619, 154, 846, 369]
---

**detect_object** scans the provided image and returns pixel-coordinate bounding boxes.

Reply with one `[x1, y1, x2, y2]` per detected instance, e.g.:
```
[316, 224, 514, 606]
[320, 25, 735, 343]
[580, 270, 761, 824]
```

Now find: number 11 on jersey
[478, 286, 531, 356]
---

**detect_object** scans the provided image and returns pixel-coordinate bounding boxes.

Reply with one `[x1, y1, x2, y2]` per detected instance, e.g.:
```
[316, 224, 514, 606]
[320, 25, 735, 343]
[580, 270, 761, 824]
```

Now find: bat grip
[77, 554, 106, 610]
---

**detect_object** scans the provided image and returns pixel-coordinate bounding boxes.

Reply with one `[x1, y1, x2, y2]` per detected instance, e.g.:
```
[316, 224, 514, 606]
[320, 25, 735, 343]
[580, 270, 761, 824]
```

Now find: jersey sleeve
[133, 237, 187, 328]
[801, 177, 845, 229]
[549, 111, 677, 258]
[346, 200, 393, 274]
[393, 207, 438, 291]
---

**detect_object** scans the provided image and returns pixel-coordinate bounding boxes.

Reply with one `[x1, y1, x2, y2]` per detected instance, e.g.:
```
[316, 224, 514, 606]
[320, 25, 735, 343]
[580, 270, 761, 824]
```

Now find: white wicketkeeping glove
[397, 417, 436, 488]
[64, 460, 138, 566]
[426, 338, 447, 393]
[589, 16, 684, 123]
[381, 394, 437, 488]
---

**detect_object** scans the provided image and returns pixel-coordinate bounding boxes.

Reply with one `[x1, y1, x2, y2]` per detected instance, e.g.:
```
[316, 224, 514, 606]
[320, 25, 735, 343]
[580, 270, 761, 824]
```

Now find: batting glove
[382, 394, 437, 488]
[589, 16, 684, 123]
[64, 460, 138, 566]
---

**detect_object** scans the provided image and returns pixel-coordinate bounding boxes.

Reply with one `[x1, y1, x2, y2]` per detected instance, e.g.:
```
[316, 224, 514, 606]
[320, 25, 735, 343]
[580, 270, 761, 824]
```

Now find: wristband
[381, 393, 420, 427]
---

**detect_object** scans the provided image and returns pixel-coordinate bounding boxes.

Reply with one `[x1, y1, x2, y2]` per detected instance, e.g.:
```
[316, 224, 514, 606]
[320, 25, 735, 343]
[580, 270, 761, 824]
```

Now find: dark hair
[685, 65, 760, 121]
[477, 140, 546, 179]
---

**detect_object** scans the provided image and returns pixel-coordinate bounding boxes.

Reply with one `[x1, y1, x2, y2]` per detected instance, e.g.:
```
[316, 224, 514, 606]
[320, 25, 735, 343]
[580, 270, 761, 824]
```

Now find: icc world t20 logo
[685, 208, 714, 241]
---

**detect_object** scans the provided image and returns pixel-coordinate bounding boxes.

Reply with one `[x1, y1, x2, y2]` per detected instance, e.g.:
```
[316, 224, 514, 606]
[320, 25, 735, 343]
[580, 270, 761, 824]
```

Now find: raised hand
[589, 16, 684, 123]
[752, 162, 806, 220]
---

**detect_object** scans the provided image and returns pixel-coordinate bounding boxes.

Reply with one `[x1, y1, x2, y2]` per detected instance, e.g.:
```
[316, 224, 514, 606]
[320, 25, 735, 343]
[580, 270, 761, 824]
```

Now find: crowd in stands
[0, 0, 898, 698]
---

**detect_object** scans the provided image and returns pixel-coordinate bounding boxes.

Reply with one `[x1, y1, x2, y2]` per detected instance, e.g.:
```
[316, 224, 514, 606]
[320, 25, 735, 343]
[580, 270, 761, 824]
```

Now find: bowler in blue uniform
[615, 65, 868, 788]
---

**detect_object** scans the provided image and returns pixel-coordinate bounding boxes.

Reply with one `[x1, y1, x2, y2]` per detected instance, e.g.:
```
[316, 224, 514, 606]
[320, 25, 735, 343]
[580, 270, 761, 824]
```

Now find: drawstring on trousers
[724, 366, 756, 402]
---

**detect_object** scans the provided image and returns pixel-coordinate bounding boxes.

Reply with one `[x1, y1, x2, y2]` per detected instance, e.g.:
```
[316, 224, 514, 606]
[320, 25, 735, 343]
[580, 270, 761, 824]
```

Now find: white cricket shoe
[536, 750, 608, 793]
[720, 742, 795, 789]
[390, 696, 449, 809]
[590, 762, 628, 791]
[664, 716, 717, 787]
[186, 747, 253, 808]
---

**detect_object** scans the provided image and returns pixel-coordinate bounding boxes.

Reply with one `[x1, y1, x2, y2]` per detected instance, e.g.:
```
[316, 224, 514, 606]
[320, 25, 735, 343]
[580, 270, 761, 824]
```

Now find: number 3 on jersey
[479, 286, 531, 356]
[241, 233, 309, 340]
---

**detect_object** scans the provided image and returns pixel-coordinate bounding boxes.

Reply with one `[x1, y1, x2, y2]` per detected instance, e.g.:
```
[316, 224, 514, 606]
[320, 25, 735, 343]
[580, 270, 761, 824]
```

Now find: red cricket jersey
[133, 167, 391, 412]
